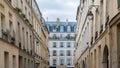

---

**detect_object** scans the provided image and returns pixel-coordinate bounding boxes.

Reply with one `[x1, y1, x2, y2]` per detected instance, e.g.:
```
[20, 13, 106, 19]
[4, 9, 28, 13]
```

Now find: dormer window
[60, 25, 64, 32]
[67, 25, 71, 32]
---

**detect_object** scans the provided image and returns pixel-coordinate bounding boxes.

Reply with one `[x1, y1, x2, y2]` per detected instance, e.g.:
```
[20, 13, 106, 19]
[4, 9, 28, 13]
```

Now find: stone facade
[75, 0, 120, 68]
[0, 0, 49, 68]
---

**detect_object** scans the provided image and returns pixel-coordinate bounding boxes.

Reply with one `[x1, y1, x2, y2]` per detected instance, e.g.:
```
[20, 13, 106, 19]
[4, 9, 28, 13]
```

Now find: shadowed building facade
[75, 0, 120, 68]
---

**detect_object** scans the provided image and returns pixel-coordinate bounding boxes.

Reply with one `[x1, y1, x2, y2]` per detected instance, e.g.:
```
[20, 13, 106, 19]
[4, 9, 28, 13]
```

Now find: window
[21, 0, 23, 3]
[19, 56, 23, 68]
[60, 25, 64, 32]
[92, 0, 94, 3]
[57, 26, 60, 32]
[1, 14, 5, 30]
[66, 34, 71, 39]
[49, 26, 53, 32]
[4, 52, 9, 68]
[60, 42, 63, 47]
[53, 42, 57, 47]
[60, 50, 64, 56]
[9, 12, 12, 19]
[28, 60, 30, 68]
[25, 7, 27, 16]
[53, 59, 57, 65]
[67, 58, 71, 65]
[118, 0, 120, 8]
[24, 58, 26, 68]
[67, 25, 71, 32]
[26, 32, 28, 50]
[67, 42, 71, 47]
[60, 34, 63, 39]
[53, 34, 57, 39]
[9, 20, 13, 36]
[74, 26, 76, 32]
[71, 26, 74, 32]
[53, 50, 57, 56]
[21, 0, 23, 10]
[30, 35, 32, 50]
[17, 22, 21, 42]
[22, 28, 25, 47]
[60, 59, 64, 65]
[29, 12, 31, 20]
[8, 0, 12, 3]
[53, 25, 57, 32]
[13, 55, 16, 68]
[67, 50, 71, 56]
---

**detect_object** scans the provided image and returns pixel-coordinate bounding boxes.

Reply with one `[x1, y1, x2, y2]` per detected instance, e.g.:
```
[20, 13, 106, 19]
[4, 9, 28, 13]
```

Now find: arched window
[103, 45, 109, 68]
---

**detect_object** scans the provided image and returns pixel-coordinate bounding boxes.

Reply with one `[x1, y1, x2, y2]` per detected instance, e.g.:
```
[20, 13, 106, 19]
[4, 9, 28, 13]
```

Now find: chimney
[66, 19, 68, 25]
[56, 18, 60, 26]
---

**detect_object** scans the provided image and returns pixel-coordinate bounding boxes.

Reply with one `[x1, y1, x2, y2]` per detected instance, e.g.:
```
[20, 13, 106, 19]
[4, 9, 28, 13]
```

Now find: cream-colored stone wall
[75, 0, 120, 68]
[0, 40, 19, 68]
[0, 0, 49, 68]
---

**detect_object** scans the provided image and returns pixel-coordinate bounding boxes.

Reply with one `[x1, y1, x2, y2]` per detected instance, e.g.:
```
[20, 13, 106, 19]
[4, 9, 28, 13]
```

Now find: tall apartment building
[45, 19, 76, 68]
[75, 0, 120, 68]
[0, 0, 49, 68]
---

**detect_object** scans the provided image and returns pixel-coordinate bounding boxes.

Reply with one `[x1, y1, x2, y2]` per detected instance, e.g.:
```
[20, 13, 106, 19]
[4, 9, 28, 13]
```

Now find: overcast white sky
[36, 0, 79, 22]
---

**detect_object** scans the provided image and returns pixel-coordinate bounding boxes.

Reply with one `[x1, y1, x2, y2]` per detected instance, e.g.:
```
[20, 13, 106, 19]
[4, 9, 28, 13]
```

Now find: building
[0, 0, 49, 68]
[75, 0, 120, 68]
[46, 19, 76, 68]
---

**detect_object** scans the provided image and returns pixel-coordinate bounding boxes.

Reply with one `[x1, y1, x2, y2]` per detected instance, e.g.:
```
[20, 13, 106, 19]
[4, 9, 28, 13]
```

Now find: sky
[36, 0, 79, 22]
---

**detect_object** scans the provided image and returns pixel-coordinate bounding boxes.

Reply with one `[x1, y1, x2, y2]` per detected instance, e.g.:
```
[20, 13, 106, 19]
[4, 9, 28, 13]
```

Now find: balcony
[2, 30, 8, 41]
[2, 30, 15, 44]
[34, 53, 41, 60]
[49, 36, 75, 40]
